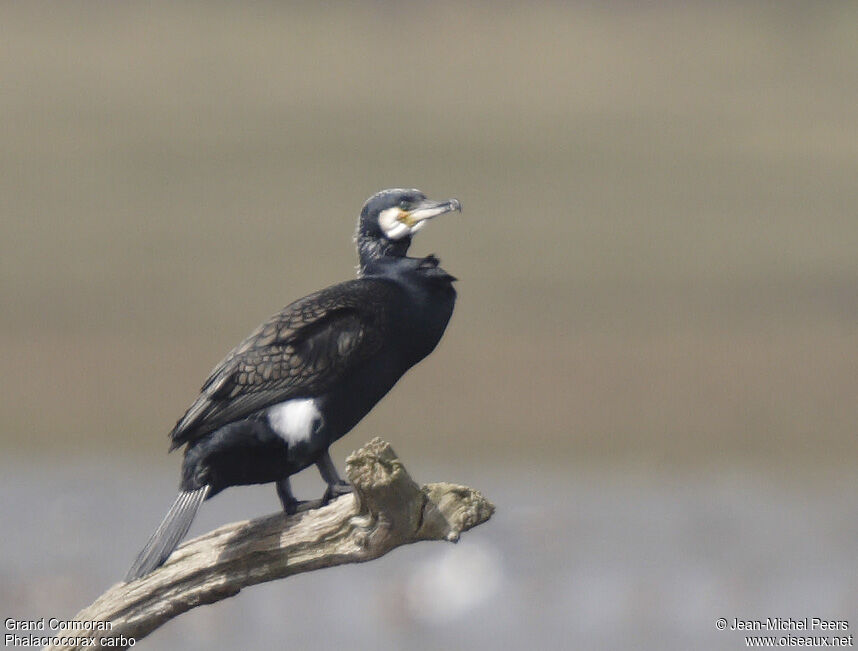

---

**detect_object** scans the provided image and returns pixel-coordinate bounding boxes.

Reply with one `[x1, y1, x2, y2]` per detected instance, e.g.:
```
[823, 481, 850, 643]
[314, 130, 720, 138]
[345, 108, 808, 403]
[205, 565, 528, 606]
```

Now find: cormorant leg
[316, 450, 353, 505]
[276, 477, 311, 515]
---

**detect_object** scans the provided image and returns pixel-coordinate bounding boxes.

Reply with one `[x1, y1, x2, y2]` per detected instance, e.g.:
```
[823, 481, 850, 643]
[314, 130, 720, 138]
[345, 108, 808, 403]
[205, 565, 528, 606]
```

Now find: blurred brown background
[2, 3, 856, 649]
[3, 2, 856, 470]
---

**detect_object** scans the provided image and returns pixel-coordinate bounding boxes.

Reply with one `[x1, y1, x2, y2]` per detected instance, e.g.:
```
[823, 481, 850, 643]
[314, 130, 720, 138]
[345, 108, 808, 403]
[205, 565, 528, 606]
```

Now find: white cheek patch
[378, 207, 411, 240]
[386, 222, 410, 239]
[267, 399, 322, 446]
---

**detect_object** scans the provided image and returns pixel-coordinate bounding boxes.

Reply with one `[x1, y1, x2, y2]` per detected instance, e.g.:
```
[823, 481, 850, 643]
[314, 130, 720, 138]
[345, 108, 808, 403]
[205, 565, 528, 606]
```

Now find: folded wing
[169, 278, 398, 449]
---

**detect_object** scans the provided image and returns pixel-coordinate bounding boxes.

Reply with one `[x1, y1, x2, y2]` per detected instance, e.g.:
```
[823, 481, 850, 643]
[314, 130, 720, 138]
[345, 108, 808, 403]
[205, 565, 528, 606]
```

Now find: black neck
[356, 235, 411, 275]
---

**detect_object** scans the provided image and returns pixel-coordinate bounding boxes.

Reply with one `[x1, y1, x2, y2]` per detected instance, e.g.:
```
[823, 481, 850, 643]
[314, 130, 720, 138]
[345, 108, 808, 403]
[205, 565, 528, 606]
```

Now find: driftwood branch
[43, 438, 494, 651]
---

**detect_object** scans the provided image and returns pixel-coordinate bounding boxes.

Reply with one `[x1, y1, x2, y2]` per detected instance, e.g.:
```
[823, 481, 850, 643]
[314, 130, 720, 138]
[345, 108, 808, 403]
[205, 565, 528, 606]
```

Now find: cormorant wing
[169, 277, 399, 449]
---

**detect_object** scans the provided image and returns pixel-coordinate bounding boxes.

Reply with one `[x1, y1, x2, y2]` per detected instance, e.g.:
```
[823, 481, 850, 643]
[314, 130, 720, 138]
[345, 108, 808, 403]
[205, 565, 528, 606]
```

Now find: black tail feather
[125, 485, 210, 582]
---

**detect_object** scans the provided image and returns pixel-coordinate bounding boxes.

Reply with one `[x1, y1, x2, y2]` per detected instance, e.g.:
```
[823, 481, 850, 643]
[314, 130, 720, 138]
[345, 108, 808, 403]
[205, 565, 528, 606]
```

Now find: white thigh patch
[267, 399, 322, 445]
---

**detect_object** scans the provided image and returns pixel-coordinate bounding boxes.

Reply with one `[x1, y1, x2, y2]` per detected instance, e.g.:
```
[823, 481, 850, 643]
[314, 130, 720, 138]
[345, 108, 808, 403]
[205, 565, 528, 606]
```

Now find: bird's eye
[399, 199, 411, 210]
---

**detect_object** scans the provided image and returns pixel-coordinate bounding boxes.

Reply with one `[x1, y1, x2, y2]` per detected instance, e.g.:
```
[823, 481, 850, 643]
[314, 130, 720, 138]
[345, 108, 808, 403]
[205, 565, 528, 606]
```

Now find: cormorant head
[356, 188, 461, 272]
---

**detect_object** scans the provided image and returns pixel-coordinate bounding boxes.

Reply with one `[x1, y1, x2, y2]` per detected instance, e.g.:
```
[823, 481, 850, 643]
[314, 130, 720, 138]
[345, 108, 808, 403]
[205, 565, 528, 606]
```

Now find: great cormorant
[125, 188, 461, 581]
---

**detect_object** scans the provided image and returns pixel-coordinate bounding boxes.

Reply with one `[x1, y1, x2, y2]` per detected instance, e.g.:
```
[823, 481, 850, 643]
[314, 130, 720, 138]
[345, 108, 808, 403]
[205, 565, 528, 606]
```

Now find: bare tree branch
[42, 438, 494, 651]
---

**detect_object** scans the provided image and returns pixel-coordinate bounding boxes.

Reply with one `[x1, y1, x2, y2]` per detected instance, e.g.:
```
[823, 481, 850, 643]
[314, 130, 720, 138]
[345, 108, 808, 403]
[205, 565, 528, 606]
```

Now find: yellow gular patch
[379, 207, 412, 240]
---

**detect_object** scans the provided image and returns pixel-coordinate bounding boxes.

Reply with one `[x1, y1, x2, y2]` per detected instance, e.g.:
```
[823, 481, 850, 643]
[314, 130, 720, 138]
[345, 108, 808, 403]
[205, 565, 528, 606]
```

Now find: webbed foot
[322, 480, 353, 505]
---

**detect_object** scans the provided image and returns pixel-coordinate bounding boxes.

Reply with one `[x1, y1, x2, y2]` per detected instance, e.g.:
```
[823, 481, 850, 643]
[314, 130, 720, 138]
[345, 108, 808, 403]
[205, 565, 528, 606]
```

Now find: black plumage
[168, 279, 397, 450]
[125, 188, 460, 581]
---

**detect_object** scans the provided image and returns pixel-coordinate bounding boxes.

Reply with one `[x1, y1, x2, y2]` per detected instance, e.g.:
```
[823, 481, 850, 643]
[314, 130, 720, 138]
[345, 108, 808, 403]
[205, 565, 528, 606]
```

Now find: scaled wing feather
[169, 278, 396, 448]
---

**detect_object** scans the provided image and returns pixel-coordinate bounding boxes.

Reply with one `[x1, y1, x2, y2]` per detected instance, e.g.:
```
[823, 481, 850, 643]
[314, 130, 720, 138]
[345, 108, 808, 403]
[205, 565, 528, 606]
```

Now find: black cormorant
[125, 189, 460, 581]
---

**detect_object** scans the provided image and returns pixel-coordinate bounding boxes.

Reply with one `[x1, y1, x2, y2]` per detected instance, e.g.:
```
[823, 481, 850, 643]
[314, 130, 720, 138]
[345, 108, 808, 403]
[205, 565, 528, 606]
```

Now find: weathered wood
[43, 438, 494, 651]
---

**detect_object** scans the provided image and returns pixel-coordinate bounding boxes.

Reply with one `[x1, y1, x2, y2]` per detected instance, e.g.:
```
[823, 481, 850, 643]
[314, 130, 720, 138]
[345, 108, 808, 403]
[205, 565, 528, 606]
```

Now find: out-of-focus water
[2, 457, 855, 650]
